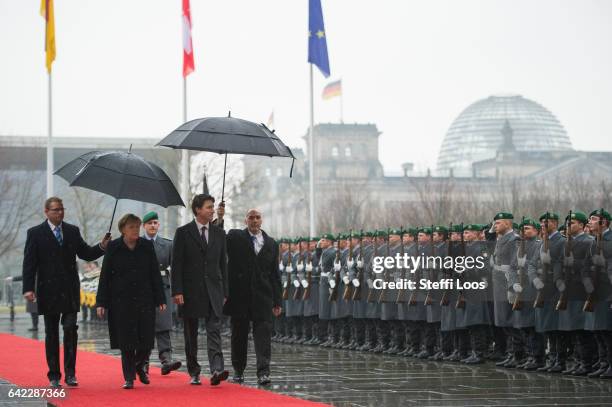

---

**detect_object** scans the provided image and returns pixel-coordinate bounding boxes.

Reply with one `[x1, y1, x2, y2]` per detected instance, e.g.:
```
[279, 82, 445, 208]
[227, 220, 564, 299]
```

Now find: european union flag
[308, 0, 330, 78]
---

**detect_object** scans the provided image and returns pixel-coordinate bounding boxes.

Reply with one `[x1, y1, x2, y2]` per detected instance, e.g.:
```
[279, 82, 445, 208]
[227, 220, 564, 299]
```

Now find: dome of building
[436, 94, 572, 172]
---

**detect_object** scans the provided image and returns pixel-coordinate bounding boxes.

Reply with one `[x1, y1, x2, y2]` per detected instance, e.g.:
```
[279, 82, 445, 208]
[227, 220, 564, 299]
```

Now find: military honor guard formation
[273, 209, 612, 379]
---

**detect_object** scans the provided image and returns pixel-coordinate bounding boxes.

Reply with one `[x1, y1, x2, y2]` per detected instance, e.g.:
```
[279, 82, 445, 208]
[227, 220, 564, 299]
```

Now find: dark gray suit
[171, 220, 228, 376]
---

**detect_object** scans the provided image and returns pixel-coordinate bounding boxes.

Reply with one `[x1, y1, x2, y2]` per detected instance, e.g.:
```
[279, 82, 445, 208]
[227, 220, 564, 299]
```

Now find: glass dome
[436, 94, 573, 172]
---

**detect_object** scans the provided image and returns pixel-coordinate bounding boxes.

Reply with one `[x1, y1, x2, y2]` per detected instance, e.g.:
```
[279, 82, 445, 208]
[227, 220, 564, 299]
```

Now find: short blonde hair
[118, 213, 142, 233]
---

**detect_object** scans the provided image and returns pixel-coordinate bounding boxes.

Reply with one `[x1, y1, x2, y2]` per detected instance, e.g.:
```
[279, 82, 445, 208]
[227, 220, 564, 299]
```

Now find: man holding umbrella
[22, 197, 111, 388]
[171, 194, 229, 386]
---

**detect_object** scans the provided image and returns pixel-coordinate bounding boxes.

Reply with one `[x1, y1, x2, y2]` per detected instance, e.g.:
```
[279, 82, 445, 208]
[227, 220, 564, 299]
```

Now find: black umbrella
[54, 146, 184, 233]
[156, 113, 295, 201]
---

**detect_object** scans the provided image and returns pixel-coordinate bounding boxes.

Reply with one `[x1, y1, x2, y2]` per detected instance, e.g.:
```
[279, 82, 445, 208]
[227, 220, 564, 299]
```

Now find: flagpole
[309, 64, 316, 238]
[46, 71, 53, 198]
[181, 77, 190, 225]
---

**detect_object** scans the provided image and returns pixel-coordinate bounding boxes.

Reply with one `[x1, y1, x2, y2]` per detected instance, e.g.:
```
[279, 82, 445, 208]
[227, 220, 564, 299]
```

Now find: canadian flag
[182, 0, 195, 78]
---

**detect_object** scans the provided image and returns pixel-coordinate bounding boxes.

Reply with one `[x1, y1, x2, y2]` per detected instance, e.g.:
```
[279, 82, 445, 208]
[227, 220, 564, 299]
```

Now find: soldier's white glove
[333, 261, 342, 272]
[293, 280, 301, 288]
[296, 262, 304, 272]
[286, 264, 293, 273]
[305, 263, 313, 272]
[512, 283, 523, 293]
[555, 280, 566, 292]
[343, 275, 350, 285]
[357, 259, 364, 269]
[481, 277, 488, 289]
[540, 250, 551, 265]
[301, 279, 309, 288]
[563, 255, 574, 268]
[592, 254, 606, 268]
[283, 281, 288, 288]
[533, 277, 544, 290]
[352, 278, 360, 287]
[329, 279, 336, 289]
[517, 255, 527, 268]
[489, 256, 495, 268]
[347, 259, 354, 269]
[4, 276, 13, 281]
[320, 271, 330, 278]
[367, 279, 374, 288]
[507, 291, 516, 304]
[582, 277, 594, 294]
[278, 263, 284, 272]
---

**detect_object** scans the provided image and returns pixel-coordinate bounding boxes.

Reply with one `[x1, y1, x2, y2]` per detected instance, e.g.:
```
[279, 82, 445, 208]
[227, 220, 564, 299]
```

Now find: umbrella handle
[108, 199, 119, 234]
[221, 153, 227, 203]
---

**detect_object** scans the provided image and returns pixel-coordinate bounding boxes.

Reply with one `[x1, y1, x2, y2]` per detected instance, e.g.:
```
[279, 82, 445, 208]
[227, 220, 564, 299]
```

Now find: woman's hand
[159, 304, 167, 312]
[97, 307, 105, 318]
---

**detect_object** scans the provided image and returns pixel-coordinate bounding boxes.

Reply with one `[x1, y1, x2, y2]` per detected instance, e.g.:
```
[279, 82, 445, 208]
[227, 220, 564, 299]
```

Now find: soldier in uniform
[285, 238, 304, 343]
[415, 227, 438, 359]
[367, 231, 386, 353]
[301, 236, 320, 344]
[490, 212, 523, 368]
[584, 209, 612, 378]
[357, 231, 378, 351]
[141, 211, 182, 375]
[381, 229, 403, 354]
[319, 234, 338, 347]
[346, 231, 367, 350]
[331, 234, 352, 348]
[509, 218, 545, 370]
[554, 211, 597, 376]
[397, 229, 419, 356]
[458, 224, 492, 364]
[427, 225, 447, 361]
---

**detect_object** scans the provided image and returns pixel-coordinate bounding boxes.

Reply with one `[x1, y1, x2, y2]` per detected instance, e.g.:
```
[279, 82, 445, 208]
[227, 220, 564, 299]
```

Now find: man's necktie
[251, 235, 257, 254]
[201, 226, 208, 246]
[54, 227, 63, 246]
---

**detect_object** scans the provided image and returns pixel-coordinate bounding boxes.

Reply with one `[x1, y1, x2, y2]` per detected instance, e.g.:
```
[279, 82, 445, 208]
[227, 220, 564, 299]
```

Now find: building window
[345, 146, 352, 157]
[331, 146, 339, 157]
[276, 167, 282, 176]
[265, 168, 271, 176]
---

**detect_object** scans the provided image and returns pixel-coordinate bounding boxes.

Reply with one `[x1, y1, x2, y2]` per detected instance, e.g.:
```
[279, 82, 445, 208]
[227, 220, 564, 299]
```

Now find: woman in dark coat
[96, 214, 166, 389]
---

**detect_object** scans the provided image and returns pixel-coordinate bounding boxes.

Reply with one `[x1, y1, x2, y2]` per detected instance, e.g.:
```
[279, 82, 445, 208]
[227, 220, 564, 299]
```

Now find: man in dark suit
[223, 209, 282, 386]
[22, 197, 110, 388]
[171, 194, 229, 386]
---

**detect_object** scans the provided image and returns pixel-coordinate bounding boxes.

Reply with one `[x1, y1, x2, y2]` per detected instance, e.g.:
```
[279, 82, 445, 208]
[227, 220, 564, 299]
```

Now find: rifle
[367, 234, 380, 302]
[456, 223, 466, 309]
[512, 217, 526, 311]
[556, 211, 573, 311]
[583, 209, 604, 312]
[281, 247, 293, 300]
[396, 227, 408, 303]
[302, 248, 313, 301]
[424, 225, 435, 306]
[377, 229, 391, 303]
[352, 230, 365, 301]
[440, 223, 452, 307]
[329, 245, 341, 302]
[534, 214, 549, 308]
[343, 231, 355, 301]
[408, 231, 420, 306]
[293, 244, 304, 300]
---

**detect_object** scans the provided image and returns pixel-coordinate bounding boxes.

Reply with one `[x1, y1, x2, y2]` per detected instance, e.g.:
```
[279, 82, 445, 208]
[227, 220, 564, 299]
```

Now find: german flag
[322, 79, 342, 100]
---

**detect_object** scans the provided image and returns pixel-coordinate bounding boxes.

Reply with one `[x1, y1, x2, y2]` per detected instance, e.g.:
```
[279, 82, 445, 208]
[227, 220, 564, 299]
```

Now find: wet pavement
[2, 314, 612, 406]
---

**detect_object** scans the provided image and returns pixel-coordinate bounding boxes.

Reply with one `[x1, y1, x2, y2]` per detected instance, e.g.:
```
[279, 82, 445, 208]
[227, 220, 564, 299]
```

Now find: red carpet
[0, 333, 328, 407]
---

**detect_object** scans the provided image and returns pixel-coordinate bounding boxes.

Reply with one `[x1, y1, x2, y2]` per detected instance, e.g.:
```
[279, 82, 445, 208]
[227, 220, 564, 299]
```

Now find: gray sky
[1, 0, 612, 173]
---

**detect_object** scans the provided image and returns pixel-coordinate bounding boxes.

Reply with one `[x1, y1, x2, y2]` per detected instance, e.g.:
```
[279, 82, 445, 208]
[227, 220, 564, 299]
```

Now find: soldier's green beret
[321, 233, 335, 241]
[520, 218, 539, 229]
[375, 230, 387, 238]
[483, 223, 492, 231]
[310, 236, 320, 241]
[142, 211, 158, 224]
[450, 224, 463, 233]
[433, 225, 448, 233]
[419, 227, 432, 235]
[464, 224, 480, 232]
[408, 228, 418, 236]
[539, 212, 559, 222]
[389, 228, 402, 236]
[493, 212, 513, 221]
[566, 211, 588, 224]
[589, 209, 611, 222]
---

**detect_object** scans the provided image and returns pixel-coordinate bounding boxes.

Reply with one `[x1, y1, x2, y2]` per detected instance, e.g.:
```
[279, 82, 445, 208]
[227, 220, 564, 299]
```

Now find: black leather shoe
[416, 349, 433, 359]
[548, 362, 566, 373]
[65, 376, 78, 387]
[136, 368, 150, 384]
[232, 373, 244, 384]
[257, 375, 271, 386]
[588, 366, 608, 378]
[161, 360, 182, 375]
[464, 354, 485, 365]
[122, 380, 134, 389]
[562, 365, 577, 375]
[496, 356, 512, 367]
[599, 366, 612, 379]
[190, 375, 201, 385]
[523, 359, 545, 371]
[49, 379, 61, 388]
[572, 364, 592, 376]
[210, 370, 229, 386]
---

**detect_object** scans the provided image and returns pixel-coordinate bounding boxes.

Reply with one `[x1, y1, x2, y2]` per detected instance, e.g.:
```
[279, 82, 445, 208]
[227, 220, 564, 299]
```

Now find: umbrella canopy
[156, 116, 295, 160]
[55, 150, 184, 208]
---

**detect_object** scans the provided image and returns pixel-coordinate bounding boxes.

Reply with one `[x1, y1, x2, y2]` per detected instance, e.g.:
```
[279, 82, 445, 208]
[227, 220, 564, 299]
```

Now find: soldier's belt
[493, 265, 511, 272]
[160, 269, 168, 277]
